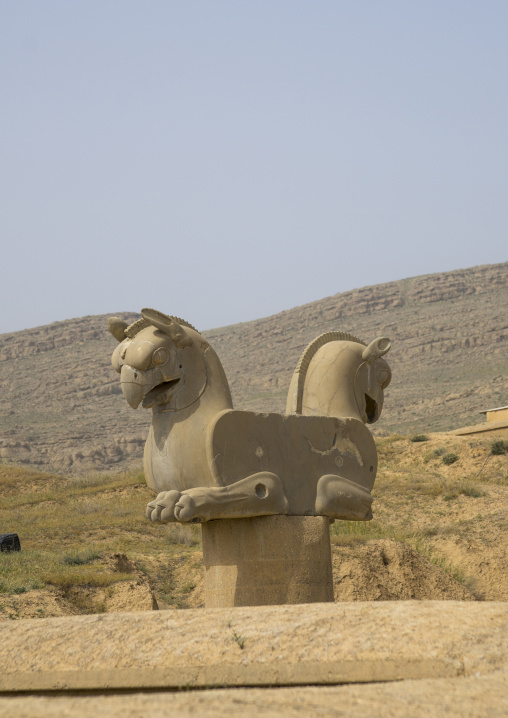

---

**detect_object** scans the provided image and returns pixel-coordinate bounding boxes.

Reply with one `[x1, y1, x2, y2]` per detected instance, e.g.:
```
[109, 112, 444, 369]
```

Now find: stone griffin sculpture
[108, 309, 391, 525]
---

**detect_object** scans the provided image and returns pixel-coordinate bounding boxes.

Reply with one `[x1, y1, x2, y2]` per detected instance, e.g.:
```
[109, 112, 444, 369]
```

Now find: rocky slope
[0, 261, 506, 473]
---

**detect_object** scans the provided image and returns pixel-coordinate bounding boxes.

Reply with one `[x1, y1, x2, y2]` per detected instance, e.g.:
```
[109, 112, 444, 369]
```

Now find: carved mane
[292, 331, 366, 414]
[125, 316, 198, 339]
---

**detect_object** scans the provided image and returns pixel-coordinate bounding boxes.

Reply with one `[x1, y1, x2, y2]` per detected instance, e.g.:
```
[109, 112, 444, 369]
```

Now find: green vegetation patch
[442, 452, 459, 465]
[0, 465, 202, 600]
[491, 440, 508, 456]
[63, 550, 103, 566]
[444, 484, 486, 501]
[330, 519, 405, 546]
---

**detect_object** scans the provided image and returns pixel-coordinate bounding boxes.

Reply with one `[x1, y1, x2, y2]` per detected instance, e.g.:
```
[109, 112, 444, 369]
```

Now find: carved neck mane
[287, 332, 366, 417]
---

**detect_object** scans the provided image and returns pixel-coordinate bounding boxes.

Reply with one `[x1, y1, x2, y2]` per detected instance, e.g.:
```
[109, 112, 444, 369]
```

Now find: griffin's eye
[152, 347, 168, 366]
[378, 369, 390, 389]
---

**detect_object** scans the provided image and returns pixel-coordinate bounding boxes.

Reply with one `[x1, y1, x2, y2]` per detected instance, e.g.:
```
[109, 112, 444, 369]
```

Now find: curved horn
[141, 308, 191, 346]
[108, 317, 129, 342]
[362, 337, 391, 364]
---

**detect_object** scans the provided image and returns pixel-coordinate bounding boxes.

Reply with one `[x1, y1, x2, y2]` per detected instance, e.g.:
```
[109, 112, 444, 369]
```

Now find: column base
[202, 515, 334, 607]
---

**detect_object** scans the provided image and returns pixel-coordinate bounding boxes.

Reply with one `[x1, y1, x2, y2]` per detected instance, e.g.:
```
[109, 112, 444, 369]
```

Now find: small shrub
[10, 580, 44, 594]
[442, 482, 460, 500]
[63, 550, 102, 566]
[443, 482, 485, 500]
[442, 452, 459, 465]
[491, 440, 508, 456]
[461, 486, 486, 498]
[433, 447, 446, 457]
[231, 629, 246, 649]
[23, 579, 44, 591]
[411, 434, 429, 443]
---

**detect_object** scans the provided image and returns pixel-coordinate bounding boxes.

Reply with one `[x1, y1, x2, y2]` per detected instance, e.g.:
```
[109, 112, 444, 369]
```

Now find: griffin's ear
[141, 308, 192, 346]
[108, 317, 129, 342]
[362, 337, 391, 364]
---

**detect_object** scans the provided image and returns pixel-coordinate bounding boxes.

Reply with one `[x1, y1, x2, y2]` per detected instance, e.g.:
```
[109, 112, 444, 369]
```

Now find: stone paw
[174, 494, 204, 523]
[146, 490, 181, 522]
[315, 474, 373, 521]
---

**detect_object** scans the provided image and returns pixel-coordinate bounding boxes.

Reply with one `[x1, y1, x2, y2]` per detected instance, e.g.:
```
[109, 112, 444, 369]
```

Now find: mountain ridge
[1, 261, 506, 473]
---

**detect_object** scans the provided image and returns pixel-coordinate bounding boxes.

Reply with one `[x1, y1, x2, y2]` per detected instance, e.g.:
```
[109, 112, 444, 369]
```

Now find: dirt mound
[331, 540, 475, 601]
[0, 541, 482, 619]
[0, 589, 69, 621]
[64, 554, 158, 615]
[153, 540, 474, 610]
[431, 531, 508, 601]
[0, 554, 158, 620]
[373, 433, 508, 601]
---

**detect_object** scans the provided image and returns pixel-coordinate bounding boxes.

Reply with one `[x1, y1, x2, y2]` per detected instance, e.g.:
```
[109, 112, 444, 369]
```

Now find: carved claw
[174, 495, 203, 523]
[146, 490, 181, 522]
[146, 493, 162, 520]
[315, 474, 373, 521]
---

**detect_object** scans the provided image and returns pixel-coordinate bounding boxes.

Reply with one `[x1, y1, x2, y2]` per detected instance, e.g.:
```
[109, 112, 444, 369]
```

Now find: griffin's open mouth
[365, 394, 378, 423]
[142, 378, 181, 407]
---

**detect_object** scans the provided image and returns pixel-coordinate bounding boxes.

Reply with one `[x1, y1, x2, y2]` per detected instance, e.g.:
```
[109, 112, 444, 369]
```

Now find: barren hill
[0, 261, 506, 473]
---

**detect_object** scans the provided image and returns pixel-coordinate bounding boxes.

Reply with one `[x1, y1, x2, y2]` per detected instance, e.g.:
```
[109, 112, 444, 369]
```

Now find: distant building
[451, 405, 508, 438]
[479, 405, 508, 423]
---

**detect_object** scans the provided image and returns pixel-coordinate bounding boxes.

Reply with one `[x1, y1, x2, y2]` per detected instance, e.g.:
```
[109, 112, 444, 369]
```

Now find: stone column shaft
[202, 515, 334, 607]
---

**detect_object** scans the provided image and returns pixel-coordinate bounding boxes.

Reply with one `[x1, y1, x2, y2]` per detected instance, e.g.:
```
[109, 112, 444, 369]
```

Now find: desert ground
[1, 430, 507, 717]
[1, 431, 506, 619]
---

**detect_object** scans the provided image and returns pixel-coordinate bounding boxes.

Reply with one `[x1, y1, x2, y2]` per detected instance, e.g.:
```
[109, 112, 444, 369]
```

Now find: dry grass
[333, 431, 508, 591]
[0, 467, 201, 597]
[330, 519, 405, 546]
[1, 430, 507, 606]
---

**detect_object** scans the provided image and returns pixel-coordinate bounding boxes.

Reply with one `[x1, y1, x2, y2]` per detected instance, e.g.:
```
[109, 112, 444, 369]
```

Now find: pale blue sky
[1, 1, 507, 333]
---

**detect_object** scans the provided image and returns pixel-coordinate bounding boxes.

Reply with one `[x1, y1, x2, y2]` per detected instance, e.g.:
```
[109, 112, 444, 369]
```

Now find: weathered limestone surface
[1, 602, 507, 716]
[202, 516, 334, 607]
[107, 309, 392, 607]
[1, 602, 507, 685]
[108, 310, 391, 524]
[1, 674, 507, 718]
[106, 309, 393, 606]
